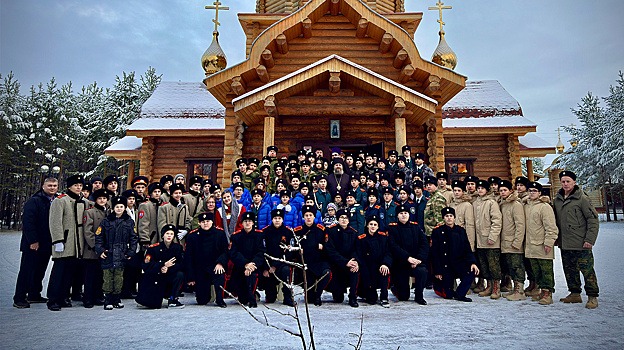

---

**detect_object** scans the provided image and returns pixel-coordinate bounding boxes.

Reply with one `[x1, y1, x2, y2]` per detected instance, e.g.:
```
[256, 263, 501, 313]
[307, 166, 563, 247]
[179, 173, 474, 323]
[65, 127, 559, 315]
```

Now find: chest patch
[95, 227, 102, 235]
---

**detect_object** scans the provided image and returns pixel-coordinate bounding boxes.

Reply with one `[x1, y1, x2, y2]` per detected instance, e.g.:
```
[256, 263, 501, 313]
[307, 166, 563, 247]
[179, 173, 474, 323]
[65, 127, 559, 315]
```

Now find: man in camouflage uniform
[554, 171, 600, 309]
[436, 172, 453, 205]
[423, 176, 447, 236]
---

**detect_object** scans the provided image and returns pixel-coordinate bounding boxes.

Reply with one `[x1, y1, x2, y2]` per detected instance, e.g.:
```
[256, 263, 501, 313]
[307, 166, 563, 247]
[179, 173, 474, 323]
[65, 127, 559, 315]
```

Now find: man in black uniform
[185, 213, 228, 307]
[325, 209, 360, 307]
[230, 212, 265, 308]
[135, 224, 185, 309]
[261, 209, 296, 306]
[355, 215, 392, 307]
[431, 207, 480, 302]
[388, 204, 429, 305]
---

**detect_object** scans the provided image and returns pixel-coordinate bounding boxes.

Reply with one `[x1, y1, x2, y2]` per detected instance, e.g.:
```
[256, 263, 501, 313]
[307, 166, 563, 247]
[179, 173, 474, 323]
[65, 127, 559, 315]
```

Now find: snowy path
[1, 222, 623, 350]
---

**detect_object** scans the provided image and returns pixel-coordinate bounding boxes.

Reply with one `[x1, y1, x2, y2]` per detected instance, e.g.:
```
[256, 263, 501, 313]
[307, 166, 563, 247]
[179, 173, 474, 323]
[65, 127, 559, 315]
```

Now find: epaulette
[389, 222, 397, 226]
[256, 229, 263, 233]
[148, 242, 160, 248]
[57, 194, 67, 199]
[359, 188, 366, 192]
[374, 205, 380, 209]
[232, 230, 242, 235]
[160, 202, 169, 206]
[434, 224, 442, 229]
[393, 201, 400, 205]
[378, 231, 388, 236]
[294, 226, 303, 231]
[407, 200, 414, 204]
[189, 228, 199, 234]
[215, 225, 224, 230]
[410, 221, 419, 225]
[358, 234, 367, 239]
[316, 223, 325, 231]
[328, 224, 337, 228]
[261, 225, 270, 231]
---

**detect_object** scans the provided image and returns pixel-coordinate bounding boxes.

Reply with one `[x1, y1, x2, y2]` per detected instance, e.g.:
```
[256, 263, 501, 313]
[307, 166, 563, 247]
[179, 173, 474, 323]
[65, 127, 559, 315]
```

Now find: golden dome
[431, 30, 457, 70]
[201, 31, 227, 76]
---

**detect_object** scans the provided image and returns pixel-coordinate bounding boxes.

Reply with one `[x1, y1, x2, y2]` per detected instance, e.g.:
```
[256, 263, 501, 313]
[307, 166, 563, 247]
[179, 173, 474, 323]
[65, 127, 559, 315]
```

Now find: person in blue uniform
[345, 190, 366, 233]
[325, 209, 360, 307]
[261, 209, 296, 307]
[431, 207, 480, 302]
[229, 212, 265, 308]
[364, 187, 386, 231]
[355, 215, 393, 307]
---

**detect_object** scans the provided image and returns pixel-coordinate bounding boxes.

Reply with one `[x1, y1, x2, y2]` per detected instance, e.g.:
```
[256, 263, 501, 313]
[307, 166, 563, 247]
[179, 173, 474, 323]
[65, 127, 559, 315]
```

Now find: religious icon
[330, 120, 340, 139]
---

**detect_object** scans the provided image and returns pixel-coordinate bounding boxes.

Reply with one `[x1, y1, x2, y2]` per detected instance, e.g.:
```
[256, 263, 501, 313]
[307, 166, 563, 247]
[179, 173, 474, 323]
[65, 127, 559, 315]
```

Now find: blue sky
[1, 0, 622, 146]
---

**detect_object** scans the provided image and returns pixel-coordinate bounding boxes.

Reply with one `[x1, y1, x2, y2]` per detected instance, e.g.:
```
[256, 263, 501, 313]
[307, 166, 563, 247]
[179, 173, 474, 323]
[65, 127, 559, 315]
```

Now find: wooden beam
[399, 64, 414, 83]
[330, 0, 340, 15]
[261, 50, 275, 69]
[527, 159, 534, 181]
[302, 18, 312, 39]
[313, 89, 355, 97]
[329, 72, 341, 93]
[264, 95, 278, 118]
[231, 76, 246, 96]
[263, 116, 275, 157]
[379, 33, 393, 54]
[277, 104, 389, 117]
[424, 75, 441, 97]
[126, 161, 135, 189]
[393, 49, 408, 69]
[392, 97, 406, 118]
[276, 34, 288, 54]
[256, 65, 270, 83]
[395, 117, 407, 152]
[356, 18, 369, 38]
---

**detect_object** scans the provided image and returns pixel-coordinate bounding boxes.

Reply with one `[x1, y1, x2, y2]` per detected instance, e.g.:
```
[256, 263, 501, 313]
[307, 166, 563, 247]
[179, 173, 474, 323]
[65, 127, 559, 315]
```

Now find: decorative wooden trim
[256, 64, 270, 83]
[261, 50, 275, 69]
[393, 49, 408, 69]
[302, 18, 312, 38]
[231, 76, 246, 96]
[329, 72, 341, 93]
[399, 64, 414, 83]
[356, 18, 369, 38]
[264, 95, 278, 118]
[443, 126, 536, 135]
[392, 96, 406, 118]
[426, 108, 445, 172]
[104, 149, 141, 160]
[127, 129, 225, 138]
[507, 134, 522, 181]
[379, 33, 393, 53]
[424, 75, 441, 97]
[330, 0, 340, 15]
[276, 34, 288, 54]
[140, 137, 155, 179]
[263, 116, 275, 156]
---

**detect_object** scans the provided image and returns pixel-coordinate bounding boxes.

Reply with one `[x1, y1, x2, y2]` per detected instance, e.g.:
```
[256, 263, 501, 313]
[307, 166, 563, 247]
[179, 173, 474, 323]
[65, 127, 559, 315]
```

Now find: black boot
[348, 296, 359, 308]
[104, 294, 113, 310]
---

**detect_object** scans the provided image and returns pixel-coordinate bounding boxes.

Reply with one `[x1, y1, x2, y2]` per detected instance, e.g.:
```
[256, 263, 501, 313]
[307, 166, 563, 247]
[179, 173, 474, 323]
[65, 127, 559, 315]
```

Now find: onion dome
[201, 31, 227, 76]
[431, 30, 457, 70]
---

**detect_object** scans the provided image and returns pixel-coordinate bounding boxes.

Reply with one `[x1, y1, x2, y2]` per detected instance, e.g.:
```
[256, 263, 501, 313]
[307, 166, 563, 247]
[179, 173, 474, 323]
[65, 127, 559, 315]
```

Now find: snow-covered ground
[1, 222, 623, 350]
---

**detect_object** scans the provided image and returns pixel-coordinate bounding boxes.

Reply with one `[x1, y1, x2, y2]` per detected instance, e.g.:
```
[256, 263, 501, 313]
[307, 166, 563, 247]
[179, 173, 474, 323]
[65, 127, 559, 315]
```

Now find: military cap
[514, 176, 529, 186]
[253, 177, 265, 185]
[289, 173, 301, 181]
[380, 187, 394, 196]
[103, 175, 118, 187]
[236, 158, 247, 167]
[198, 212, 215, 222]
[451, 180, 466, 191]
[336, 209, 350, 219]
[424, 176, 438, 186]
[148, 182, 163, 194]
[82, 183, 92, 192]
[396, 185, 410, 194]
[345, 190, 357, 198]
[300, 159, 311, 166]
[378, 172, 390, 181]
[498, 180, 514, 190]
[396, 204, 410, 214]
[262, 156, 272, 163]
[131, 176, 149, 187]
[527, 181, 543, 191]
[202, 179, 213, 187]
[259, 165, 271, 173]
[111, 196, 128, 208]
[393, 170, 406, 180]
[241, 212, 256, 222]
[388, 150, 399, 157]
[189, 175, 203, 186]
[436, 172, 449, 180]
[248, 157, 259, 165]
[412, 180, 424, 189]
[301, 205, 317, 216]
[414, 152, 426, 160]
[251, 189, 263, 197]
[232, 182, 245, 190]
[271, 208, 285, 218]
[161, 224, 178, 235]
[476, 180, 490, 191]
[211, 183, 221, 192]
[90, 175, 103, 184]
[231, 170, 243, 180]
[304, 194, 315, 202]
[317, 174, 328, 181]
[349, 174, 360, 181]
[160, 175, 174, 185]
[169, 183, 185, 194]
[121, 189, 137, 199]
[397, 156, 407, 163]
[401, 145, 411, 152]
[92, 189, 110, 199]
[488, 176, 502, 185]
[559, 170, 576, 181]
[377, 158, 388, 165]
[366, 173, 377, 182]
[66, 174, 85, 187]
[267, 145, 278, 153]
[300, 182, 311, 190]
[366, 215, 380, 225]
[279, 189, 290, 198]
[275, 178, 287, 187]
[331, 158, 345, 168]
[296, 149, 307, 156]
[367, 187, 379, 198]
[441, 207, 455, 217]
[464, 175, 479, 184]
[273, 163, 284, 171]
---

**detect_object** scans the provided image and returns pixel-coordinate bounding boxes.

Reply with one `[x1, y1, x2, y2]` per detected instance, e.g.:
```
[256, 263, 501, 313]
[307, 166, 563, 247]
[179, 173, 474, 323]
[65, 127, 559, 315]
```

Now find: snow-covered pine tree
[601, 71, 624, 183]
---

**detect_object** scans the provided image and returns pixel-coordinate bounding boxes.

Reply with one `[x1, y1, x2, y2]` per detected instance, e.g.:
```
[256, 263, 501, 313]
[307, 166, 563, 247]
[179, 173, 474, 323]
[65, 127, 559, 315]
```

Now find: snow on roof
[443, 80, 521, 118]
[537, 177, 550, 185]
[105, 136, 142, 152]
[127, 117, 224, 131]
[141, 81, 225, 118]
[519, 134, 553, 149]
[442, 115, 536, 128]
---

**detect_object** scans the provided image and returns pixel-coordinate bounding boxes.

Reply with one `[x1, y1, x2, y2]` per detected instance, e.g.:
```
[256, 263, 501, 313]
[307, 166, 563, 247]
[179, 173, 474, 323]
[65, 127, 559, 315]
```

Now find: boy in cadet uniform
[132, 176, 149, 204]
[413, 153, 434, 181]
[270, 179, 288, 208]
[201, 179, 213, 199]
[299, 160, 314, 183]
[423, 176, 447, 236]
[103, 175, 119, 198]
[158, 183, 191, 245]
[88, 176, 103, 201]
[436, 172, 454, 204]
[261, 209, 296, 307]
[314, 174, 332, 215]
[380, 187, 398, 227]
[392, 170, 406, 196]
[345, 190, 366, 233]
[396, 156, 413, 188]
[82, 189, 110, 308]
[347, 174, 367, 206]
[136, 224, 185, 309]
[247, 189, 272, 229]
[183, 175, 204, 228]
[449, 180, 476, 252]
[293, 205, 332, 306]
[159, 175, 174, 203]
[325, 209, 360, 307]
[288, 173, 302, 198]
[355, 215, 392, 307]
[464, 175, 479, 203]
[185, 213, 228, 307]
[245, 157, 260, 190]
[120, 188, 142, 299]
[497, 180, 526, 300]
[388, 205, 428, 304]
[488, 176, 502, 202]
[122, 189, 139, 228]
[82, 183, 92, 206]
[230, 212, 265, 308]
[138, 182, 164, 246]
[364, 187, 386, 231]
[515, 176, 529, 201]
[47, 174, 90, 311]
[412, 180, 427, 225]
[236, 158, 249, 188]
[387, 150, 399, 172]
[401, 145, 415, 171]
[303, 195, 323, 225]
[431, 207, 480, 302]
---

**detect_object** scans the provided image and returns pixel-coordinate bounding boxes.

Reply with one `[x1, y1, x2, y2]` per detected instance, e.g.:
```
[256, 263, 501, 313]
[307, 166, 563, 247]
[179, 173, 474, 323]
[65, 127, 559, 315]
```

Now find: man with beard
[327, 158, 350, 198]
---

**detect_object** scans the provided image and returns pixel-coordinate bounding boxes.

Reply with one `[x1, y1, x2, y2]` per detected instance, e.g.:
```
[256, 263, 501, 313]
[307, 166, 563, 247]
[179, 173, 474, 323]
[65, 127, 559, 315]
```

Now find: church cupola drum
[202, 1, 229, 76]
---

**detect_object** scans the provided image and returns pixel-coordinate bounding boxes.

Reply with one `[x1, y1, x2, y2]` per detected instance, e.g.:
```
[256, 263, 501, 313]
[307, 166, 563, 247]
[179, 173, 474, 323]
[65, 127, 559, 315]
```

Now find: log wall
[444, 134, 512, 180]
[150, 136, 224, 183]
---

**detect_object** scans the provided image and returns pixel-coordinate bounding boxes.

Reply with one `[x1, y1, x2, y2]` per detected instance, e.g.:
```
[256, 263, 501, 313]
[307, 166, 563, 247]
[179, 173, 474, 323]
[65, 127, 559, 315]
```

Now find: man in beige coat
[138, 183, 163, 246]
[473, 180, 503, 299]
[81, 189, 110, 308]
[524, 181, 558, 305]
[158, 183, 191, 245]
[497, 180, 526, 301]
[449, 180, 476, 252]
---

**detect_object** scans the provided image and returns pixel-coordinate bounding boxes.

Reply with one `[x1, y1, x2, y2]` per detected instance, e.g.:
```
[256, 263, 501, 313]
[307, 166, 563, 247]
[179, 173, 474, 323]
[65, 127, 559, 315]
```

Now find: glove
[54, 242, 65, 253]
[177, 230, 188, 240]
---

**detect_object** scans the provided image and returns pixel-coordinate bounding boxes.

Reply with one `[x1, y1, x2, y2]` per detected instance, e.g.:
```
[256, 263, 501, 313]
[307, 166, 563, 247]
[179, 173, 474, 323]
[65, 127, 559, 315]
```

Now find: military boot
[474, 278, 486, 293]
[505, 281, 526, 301]
[500, 276, 512, 293]
[538, 290, 553, 305]
[524, 281, 537, 294]
[490, 280, 501, 300]
[478, 280, 493, 297]
[526, 284, 542, 298]
[559, 292, 582, 304]
[585, 296, 598, 309]
[531, 289, 543, 301]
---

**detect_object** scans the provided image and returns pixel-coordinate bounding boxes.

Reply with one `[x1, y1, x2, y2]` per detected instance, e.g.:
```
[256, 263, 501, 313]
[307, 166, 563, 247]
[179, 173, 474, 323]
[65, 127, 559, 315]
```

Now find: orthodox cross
[205, 1, 229, 33]
[428, 1, 452, 33]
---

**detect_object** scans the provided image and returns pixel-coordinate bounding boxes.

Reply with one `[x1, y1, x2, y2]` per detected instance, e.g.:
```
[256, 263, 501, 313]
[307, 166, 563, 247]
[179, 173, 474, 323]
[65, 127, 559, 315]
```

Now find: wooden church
[106, 0, 553, 187]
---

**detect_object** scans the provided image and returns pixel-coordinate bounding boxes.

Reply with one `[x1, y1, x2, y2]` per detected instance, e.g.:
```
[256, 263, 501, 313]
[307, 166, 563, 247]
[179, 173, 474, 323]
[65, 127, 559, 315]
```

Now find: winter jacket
[291, 193, 305, 213]
[49, 191, 89, 259]
[438, 186, 454, 205]
[325, 224, 358, 268]
[498, 192, 526, 253]
[246, 202, 272, 229]
[262, 224, 296, 270]
[387, 221, 429, 269]
[315, 190, 332, 215]
[473, 192, 502, 249]
[364, 204, 386, 231]
[431, 224, 477, 277]
[95, 212, 138, 269]
[275, 203, 301, 229]
[449, 194, 476, 252]
[157, 198, 191, 245]
[229, 228, 266, 270]
[136, 240, 184, 309]
[184, 226, 229, 282]
[554, 186, 599, 250]
[381, 201, 398, 227]
[138, 198, 161, 245]
[524, 195, 558, 259]
[424, 190, 447, 236]
[182, 190, 203, 228]
[82, 204, 108, 260]
[21, 189, 54, 252]
[293, 223, 330, 276]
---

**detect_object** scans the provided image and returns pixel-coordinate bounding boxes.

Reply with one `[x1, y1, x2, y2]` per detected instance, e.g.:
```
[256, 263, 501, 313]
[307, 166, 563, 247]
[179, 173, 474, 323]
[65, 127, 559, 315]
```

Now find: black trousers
[13, 248, 50, 302]
[164, 271, 185, 300]
[392, 265, 427, 301]
[47, 257, 78, 305]
[195, 271, 225, 305]
[362, 273, 390, 304]
[263, 265, 292, 303]
[82, 259, 103, 304]
[434, 271, 476, 299]
[122, 253, 142, 296]
[327, 266, 359, 301]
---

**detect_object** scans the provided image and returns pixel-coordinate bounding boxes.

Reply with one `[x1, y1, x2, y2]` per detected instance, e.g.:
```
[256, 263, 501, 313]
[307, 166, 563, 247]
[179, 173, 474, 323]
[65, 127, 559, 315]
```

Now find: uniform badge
[359, 210, 364, 215]
[380, 213, 385, 219]
[95, 227, 102, 235]
[410, 207, 416, 214]
[144, 254, 151, 263]
[83, 215, 87, 224]
[138, 210, 145, 219]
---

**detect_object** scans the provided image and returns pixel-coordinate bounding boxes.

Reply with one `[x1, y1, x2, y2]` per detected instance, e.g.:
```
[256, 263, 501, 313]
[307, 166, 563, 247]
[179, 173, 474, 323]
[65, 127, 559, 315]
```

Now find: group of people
[13, 145, 600, 311]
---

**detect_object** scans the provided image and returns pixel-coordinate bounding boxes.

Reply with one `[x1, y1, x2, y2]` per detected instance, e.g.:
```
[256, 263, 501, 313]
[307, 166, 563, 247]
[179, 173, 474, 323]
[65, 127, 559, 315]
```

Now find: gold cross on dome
[428, 0, 452, 33]
[205, 1, 229, 33]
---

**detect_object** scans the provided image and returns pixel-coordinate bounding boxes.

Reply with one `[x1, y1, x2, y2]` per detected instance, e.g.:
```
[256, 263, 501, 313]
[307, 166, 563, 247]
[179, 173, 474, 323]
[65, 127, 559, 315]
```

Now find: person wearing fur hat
[46, 174, 90, 311]
[81, 189, 111, 308]
[159, 175, 174, 203]
[183, 175, 205, 229]
[473, 179, 503, 299]
[260, 209, 296, 307]
[324, 208, 360, 307]
[514, 176, 529, 201]
[158, 183, 191, 245]
[395, 156, 413, 188]
[525, 181, 559, 305]
[364, 187, 386, 231]
[355, 215, 392, 307]
[380, 187, 398, 227]
[136, 224, 185, 309]
[436, 172, 454, 204]
[497, 180, 526, 300]
[449, 180, 476, 252]
[423, 176, 448, 236]
[413, 152, 434, 182]
[120, 188, 142, 299]
[431, 207, 480, 302]
[345, 190, 366, 234]
[103, 175, 119, 198]
[229, 212, 265, 308]
[463, 175, 480, 203]
[185, 214, 228, 307]
[246, 189, 272, 229]
[138, 183, 164, 245]
[401, 145, 415, 171]
[95, 195, 138, 310]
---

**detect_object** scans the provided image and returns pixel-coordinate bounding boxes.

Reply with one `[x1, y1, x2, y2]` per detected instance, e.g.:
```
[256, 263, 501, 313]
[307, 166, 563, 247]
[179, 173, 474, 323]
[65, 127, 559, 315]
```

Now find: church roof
[443, 80, 522, 118]
[140, 81, 224, 118]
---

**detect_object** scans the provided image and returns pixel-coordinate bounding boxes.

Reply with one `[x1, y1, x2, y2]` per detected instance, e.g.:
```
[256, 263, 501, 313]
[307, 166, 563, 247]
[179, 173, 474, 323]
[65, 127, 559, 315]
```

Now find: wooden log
[302, 18, 312, 39]
[392, 97, 406, 118]
[356, 18, 368, 38]
[313, 89, 354, 97]
[329, 72, 341, 93]
[398, 64, 414, 83]
[393, 49, 408, 69]
[277, 104, 389, 117]
[527, 159, 534, 181]
[256, 65, 270, 83]
[264, 95, 278, 118]
[330, 0, 340, 15]
[263, 116, 275, 155]
[231, 76, 246, 96]
[395, 117, 407, 152]
[276, 34, 288, 54]
[379, 33, 393, 53]
[424, 75, 441, 96]
[261, 50, 275, 69]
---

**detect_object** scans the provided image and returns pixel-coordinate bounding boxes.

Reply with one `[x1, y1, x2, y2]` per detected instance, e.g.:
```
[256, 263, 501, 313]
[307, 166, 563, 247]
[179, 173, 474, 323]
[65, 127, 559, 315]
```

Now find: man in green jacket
[553, 170, 600, 309]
